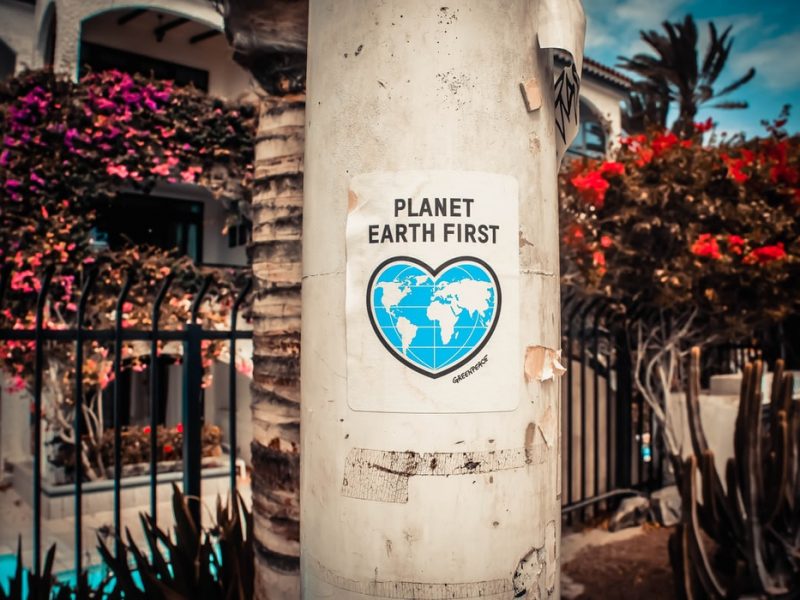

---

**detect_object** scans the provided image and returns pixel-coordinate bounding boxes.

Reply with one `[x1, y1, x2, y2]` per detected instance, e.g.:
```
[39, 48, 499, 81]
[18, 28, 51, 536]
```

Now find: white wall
[0, 0, 35, 73]
[580, 78, 626, 144]
[79, 8, 252, 100]
[29, 0, 253, 101]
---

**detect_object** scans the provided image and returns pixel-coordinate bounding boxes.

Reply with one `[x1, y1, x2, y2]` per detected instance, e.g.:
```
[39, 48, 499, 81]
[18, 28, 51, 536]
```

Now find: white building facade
[0, 0, 256, 482]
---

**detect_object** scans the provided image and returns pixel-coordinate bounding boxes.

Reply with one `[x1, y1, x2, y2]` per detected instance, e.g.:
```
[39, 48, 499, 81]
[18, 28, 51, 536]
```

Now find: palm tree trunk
[249, 93, 304, 597]
[214, 2, 308, 596]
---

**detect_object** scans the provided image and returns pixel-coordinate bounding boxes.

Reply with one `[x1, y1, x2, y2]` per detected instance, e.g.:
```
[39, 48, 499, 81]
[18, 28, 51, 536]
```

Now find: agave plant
[98, 483, 253, 600]
[670, 348, 799, 597]
[0, 539, 76, 600]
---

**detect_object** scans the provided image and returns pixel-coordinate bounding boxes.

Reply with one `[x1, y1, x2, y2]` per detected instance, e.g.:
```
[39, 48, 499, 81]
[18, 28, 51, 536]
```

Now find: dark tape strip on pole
[341, 442, 548, 504]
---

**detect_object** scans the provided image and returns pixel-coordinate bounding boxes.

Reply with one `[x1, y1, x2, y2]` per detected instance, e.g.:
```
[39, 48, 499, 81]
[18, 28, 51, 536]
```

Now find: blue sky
[583, 0, 800, 137]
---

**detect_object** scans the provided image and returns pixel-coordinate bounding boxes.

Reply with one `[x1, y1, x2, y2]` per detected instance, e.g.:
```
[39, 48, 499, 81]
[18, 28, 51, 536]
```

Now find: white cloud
[614, 0, 690, 27]
[583, 0, 691, 60]
[731, 31, 800, 91]
[585, 17, 615, 49]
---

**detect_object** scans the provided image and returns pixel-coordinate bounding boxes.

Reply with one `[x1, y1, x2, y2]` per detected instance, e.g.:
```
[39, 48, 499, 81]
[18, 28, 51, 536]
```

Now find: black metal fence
[560, 293, 647, 519]
[559, 290, 793, 521]
[0, 265, 251, 593]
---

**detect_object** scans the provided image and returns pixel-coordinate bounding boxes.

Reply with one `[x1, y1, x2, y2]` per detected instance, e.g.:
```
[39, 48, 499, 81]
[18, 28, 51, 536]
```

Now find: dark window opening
[227, 220, 251, 248]
[92, 193, 204, 262]
[0, 40, 15, 81]
[43, 9, 56, 68]
[79, 41, 209, 91]
[567, 101, 608, 159]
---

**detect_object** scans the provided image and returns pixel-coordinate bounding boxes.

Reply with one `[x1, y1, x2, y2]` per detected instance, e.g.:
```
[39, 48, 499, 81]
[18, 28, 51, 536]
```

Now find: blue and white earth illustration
[370, 259, 498, 374]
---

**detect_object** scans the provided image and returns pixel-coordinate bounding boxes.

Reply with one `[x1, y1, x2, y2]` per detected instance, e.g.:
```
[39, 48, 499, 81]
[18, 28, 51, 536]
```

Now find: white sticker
[346, 170, 520, 413]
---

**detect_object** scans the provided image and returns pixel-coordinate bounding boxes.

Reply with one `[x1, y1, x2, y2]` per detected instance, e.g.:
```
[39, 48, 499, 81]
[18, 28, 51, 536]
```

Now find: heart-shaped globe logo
[367, 256, 501, 378]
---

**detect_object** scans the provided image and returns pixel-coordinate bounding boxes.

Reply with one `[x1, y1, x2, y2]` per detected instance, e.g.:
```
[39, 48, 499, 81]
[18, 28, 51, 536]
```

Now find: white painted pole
[301, 1, 584, 597]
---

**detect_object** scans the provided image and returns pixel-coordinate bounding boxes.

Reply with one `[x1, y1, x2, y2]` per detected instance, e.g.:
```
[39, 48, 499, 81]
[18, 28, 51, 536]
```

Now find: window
[92, 193, 204, 262]
[79, 42, 209, 91]
[567, 101, 608, 158]
[227, 220, 251, 248]
[0, 40, 15, 81]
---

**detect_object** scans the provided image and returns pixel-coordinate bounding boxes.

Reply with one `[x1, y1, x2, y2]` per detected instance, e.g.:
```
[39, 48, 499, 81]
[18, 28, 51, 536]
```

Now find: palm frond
[715, 68, 756, 98]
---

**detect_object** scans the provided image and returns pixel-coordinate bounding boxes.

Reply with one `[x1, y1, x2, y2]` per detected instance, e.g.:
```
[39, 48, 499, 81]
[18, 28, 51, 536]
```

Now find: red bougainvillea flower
[143, 425, 151, 435]
[727, 235, 745, 255]
[720, 153, 751, 184]
[600, 235, 613, 248]
[694, 118, 714, 133]
[563, 223, 585, 246]
[651, 132, 679, 156]
[176, 422, 184, 433]
[635, 147, 654, 167]
[592, 250, 607, 276]
[691, 234, 722, 260]
[743, 242, 787, 264]
[571, 170, 609, 208]
[770, 163, 799, 185]
[600, 161, 625, 177]
[163, 444, 174, 455]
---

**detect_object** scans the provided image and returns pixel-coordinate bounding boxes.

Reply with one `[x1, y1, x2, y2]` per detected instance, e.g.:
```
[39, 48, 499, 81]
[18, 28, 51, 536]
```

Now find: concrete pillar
[300, 1, 584, 597]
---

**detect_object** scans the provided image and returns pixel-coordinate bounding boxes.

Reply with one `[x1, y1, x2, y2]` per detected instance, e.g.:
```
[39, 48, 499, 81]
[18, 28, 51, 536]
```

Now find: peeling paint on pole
[300, 0, 585, 597]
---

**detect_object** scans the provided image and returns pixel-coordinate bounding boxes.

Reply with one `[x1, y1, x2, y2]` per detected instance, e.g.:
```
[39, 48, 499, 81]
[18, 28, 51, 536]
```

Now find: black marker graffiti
[554, 61, 580, 146]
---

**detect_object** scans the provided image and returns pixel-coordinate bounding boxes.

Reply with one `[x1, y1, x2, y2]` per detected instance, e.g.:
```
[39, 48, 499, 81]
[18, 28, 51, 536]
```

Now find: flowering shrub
[561, 115, 800, 336]
[0, 69, 256, 479]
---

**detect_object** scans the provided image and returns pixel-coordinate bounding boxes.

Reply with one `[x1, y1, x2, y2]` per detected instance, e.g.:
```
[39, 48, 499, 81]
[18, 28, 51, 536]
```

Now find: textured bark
[215, 2, 308, 595]
[252, 94, 305, 599]
[249, 95, 304, 597]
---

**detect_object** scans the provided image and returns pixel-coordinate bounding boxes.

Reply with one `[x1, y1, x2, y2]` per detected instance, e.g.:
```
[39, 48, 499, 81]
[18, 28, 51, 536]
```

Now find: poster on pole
[345, 170, 520, 413]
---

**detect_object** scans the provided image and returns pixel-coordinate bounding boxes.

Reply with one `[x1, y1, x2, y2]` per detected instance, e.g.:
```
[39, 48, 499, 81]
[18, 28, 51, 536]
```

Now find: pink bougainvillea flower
[151, 89, 171, 103]
[0, 149, 9, 166]
[121, 91, 141, 105]
[180, 165, 202, 183]
[150, 162, 171, 176]
[4, 179, 21, 190]
[691, 234, 722, 260]
[106, 163, 129, 178]
[93, 97, 117, 112]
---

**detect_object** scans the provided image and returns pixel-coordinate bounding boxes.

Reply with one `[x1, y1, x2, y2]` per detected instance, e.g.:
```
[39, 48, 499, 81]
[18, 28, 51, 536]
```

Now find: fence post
[183, 322, 203, 526]
[615, 326, 633, 489]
